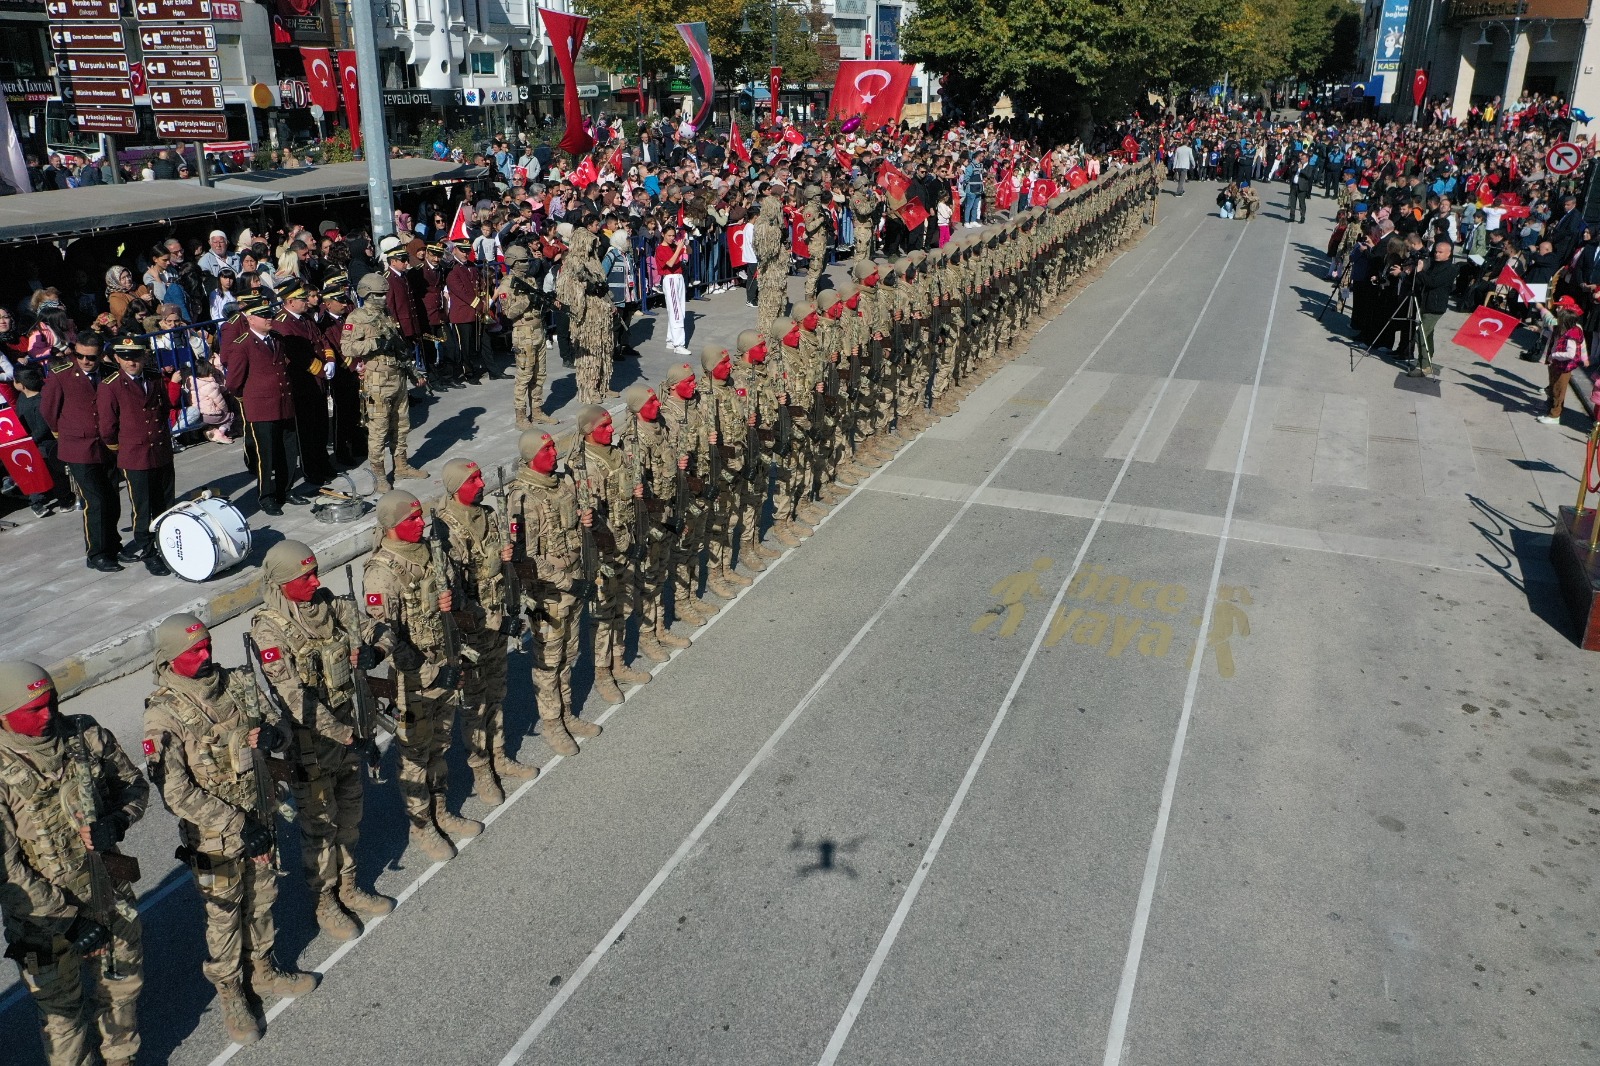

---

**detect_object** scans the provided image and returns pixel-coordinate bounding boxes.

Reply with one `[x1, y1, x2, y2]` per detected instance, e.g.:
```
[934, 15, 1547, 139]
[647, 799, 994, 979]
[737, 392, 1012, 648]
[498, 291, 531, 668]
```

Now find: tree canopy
[901, 0, 1361, 127]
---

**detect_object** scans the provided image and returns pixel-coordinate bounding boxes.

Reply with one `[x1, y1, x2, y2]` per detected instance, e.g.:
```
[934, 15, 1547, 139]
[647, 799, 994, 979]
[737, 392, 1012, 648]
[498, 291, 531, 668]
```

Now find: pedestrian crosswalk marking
[1105, 377, 1198, 462]
[921, 364, 1042, 440]
[1020, 370, 1116, 451]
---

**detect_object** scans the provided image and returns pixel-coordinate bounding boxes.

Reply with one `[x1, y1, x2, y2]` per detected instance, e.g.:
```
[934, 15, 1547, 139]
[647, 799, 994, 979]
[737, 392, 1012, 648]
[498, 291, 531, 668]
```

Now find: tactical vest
[438, 504, 506, 610]
[368, 546, 444, 655]
[0, 724, 98, 904]
[506, 477, 580, 574]
[256, 605, 354, 712]
[147, 674, 261, 815]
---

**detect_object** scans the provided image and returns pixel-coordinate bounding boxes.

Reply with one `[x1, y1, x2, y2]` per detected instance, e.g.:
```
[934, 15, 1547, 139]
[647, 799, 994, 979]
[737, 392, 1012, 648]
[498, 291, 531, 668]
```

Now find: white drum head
[157, 511, 221, 581]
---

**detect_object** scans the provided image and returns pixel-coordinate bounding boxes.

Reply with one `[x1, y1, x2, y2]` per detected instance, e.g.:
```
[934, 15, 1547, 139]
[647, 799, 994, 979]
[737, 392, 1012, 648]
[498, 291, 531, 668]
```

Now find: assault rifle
[425, 516, 472, 705]
[66, 719, 139, 977]
[343, 563, 393, 782]
[568, 442, 600, 602]
[239, 632, 302, 870]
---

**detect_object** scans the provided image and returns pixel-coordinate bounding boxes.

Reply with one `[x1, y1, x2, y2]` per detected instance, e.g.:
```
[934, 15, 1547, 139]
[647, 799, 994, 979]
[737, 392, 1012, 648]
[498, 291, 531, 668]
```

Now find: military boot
[433, 794, 484, 839]
[395, 462, 429, 479]
[249, 957, 318, 999]
[750, 535, 783, 560]
[541, 712, 580, 756]
[613, 648, 652, 686]
[771, 522, 802, 548]
[515, 413, 533, 430]
[636, 631, 671, 663]
[655, 620, 691, 649]
[591, 669, 625, 705]
[738, 542, 769, 572]
[562, 710, 602, 739]
[674, 592, 711, 627]
[471, 762, 505, 806]
[216, 982, 263, 1045]
[721, 564, 753, 588]
[410, 819, 457, 862]
[494, 752, 539, 781]
[531, 411, 556, 424]
[705, 573, 740, 599]
[315, 892, 360, 942]
[820, 482, 849, 503]
[337, 865, 394, 918]
[369, 462, 391, 491]
[834, 465, 861, 486]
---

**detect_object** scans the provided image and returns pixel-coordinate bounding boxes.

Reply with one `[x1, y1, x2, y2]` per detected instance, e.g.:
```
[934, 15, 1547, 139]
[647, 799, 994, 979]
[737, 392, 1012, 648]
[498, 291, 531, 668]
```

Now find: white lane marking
[1101, 215, 1294, 1066]
[1115, 378, 1199, 463]
[1022, 369, 1116, 452]
[495, 217, 1209, 1066]
[921, 364, 1042, 440]
[1312, 392, 1369, 488]
[816, 221, 1252, 1066]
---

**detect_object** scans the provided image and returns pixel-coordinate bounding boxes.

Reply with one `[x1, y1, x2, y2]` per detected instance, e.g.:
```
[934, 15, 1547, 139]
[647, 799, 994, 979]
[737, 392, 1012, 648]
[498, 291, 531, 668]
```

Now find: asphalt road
[5, 180, 1599, 1066]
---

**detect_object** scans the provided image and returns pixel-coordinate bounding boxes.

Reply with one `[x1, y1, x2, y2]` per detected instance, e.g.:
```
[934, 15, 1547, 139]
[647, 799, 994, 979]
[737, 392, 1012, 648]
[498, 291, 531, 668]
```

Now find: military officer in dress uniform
[224, 292, 304, 517]
[271, 284, 336, 485]
[317, 274, 365, 467]
[0, 660, 148, 1066]
[143, 614, 317, 1046]
[97, 337, 173, 575]
[418, 242, 452, 384]
[40, 337, 123, 571]
[444, 239, 489, 381]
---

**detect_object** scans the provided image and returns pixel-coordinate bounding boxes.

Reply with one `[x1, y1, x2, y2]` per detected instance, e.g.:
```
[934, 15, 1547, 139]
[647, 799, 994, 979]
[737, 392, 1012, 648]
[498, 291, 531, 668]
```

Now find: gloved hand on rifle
[86, 817, 123, 853]
[353, 645, 380, 670]
[433, 663, 462, 692]
[569, 579, 596, 602]
[240, 818, 274, 859]
[65, 914, 110, 956]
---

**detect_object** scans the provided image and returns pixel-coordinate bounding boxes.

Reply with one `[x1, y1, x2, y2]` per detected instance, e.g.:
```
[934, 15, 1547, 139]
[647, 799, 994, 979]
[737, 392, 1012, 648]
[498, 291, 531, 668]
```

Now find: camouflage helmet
[736, 329, 764, 354]
[699, 344, 732, 373]
[0, 661, 53, 717]
[441, 457, 482, 495]
[153, 613, 210, 665]
[621, 384, 655, 413]
[356, 273, 388, 298]
[576, 404, 610, 434]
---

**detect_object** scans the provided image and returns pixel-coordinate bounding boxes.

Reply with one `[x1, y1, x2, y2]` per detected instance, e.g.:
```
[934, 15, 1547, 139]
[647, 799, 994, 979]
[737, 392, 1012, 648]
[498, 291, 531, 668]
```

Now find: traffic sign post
[150, 84, 224, 111]
[154, 115, 230, 141]
[57, 53, 129, 79]
[44, 0, 120, 19]
[66, 80, 134, 107]
[69, 110, 137, 135]
[144, 55, 221, 81]
[134, 0, 211, 17]
[47, 23, 125, 50]
[1547, 142, 1583, 176]
[138, 24, 216, 51]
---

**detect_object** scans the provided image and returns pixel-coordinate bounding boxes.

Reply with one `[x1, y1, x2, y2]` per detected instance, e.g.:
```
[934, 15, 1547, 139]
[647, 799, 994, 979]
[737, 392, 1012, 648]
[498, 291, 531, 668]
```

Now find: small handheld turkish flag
[1495, 263, 1535, 301]
[0, 404, 53, 497]
[898, 197, 929, 230]
[1451, 305, 1521, 361]
[571, 156, 599, 189]
[1066, 166, 1088, 189]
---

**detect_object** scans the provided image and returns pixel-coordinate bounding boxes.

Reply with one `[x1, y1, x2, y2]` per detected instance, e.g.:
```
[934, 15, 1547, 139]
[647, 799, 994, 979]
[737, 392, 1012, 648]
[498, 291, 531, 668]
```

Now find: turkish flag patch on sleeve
[366, 593, 383, 606]
[260, 646, 282, 664]
[142, 738, 156, 757]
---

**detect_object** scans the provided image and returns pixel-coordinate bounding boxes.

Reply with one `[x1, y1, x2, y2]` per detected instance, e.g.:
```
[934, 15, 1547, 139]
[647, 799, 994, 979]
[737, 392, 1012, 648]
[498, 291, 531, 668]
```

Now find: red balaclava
[783, 325, 801, 348]
[745, 342, 768, 364]
[456, 468, 486, 506]
[639, 393, 662, 422]
[2, 692, 53, 738]
[282, 570, 321, 603]
[530, 436, 558, 475]
[711, 354, 732, 381]
[171, 638, 214, 679]
[845, 293, 860, 310]
[393, 506, 425, 543]
[802, 311, 819, 331]
[862, 271, 879, 288]
[589, 413, 615, 446]
[674, 374, 698, 400]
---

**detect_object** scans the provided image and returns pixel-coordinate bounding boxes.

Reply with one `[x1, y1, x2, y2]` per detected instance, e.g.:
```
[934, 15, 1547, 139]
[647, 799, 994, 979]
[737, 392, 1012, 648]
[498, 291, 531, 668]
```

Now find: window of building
[470, 52, 496, 76]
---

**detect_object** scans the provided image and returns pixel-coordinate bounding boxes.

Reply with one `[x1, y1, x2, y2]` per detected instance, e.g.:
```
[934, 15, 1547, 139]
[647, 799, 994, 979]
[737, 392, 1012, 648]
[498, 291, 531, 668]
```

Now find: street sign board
[134, 0, 211, 17]
[66, 79, 134, 107]
[70, 109, 138, 135]
[44, 0, 120, 19]
[138, 25, 215, 52]
[57, 52, 130, 79]
[47, 23, 125, 50]
[155, 114, 229, 141]
[143, 55, 221, 82]
[150, 84, 223, 111]
[1547, 141, 1583, 176]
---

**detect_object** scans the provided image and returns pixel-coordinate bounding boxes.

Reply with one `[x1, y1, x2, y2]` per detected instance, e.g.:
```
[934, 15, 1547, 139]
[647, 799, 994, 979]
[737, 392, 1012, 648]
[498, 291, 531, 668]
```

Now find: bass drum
[155, 496, 253, 582]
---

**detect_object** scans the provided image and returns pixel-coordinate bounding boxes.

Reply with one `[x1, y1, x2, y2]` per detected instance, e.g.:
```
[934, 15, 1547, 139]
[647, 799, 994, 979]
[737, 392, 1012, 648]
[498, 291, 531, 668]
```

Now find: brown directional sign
[134, 0, 211, 17]
[142, 55, 221, 82]
[138, 25, 215, 52]
[155, 114, 229, 141]
[150, 84, 223, 111]
[66, 79, 134, 107]
[70, 109, 138, 135]
[44, 0, 120, 19]
[47, 23, 126, 50]
[57, 52, 131, 79]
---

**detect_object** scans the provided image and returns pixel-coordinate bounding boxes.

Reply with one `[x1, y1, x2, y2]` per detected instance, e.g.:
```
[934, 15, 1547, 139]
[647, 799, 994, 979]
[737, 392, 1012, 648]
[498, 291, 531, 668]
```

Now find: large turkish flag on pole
[0, 403, 54, 497]
[828, 61, 914, 131]
[539, 7, 595, 157]
[301, 48, 338, 112]
[336, 49, 361, 152]
[1451, 305, 1522, 361]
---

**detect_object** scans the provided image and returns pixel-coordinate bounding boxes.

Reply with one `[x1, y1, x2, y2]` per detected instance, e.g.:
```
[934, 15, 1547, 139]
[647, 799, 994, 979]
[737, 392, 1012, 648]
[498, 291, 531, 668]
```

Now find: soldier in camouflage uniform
[849, 176, 880, 263]
[505, 430, 603, 754]
[699, 344, 755, 599]
[0, 661, 146, 1066]
[435, 459, 540, 807]
[659, 361, 718, 626]
[802, 185, 830, 300]
[621, 384, 693, 664]
[558, 226, 616, 405]
[496, 244, 554, 428]
[765, 315, 818, 546]
[896, 251, 934, 436]
[250, 541, 392, 944]
[571, 406, 653, 703]
[143, 614, 316, 1046]
[755, 191, 790, 335]
[734, 328, 785, 569]
[345, 272, 426, 489]
[363, 491, 481, 864]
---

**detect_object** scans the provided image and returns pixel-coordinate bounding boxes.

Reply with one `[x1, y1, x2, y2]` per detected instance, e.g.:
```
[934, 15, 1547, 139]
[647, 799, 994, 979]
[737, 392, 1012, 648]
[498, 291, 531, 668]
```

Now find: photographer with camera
[1407, 239, 1459, 378]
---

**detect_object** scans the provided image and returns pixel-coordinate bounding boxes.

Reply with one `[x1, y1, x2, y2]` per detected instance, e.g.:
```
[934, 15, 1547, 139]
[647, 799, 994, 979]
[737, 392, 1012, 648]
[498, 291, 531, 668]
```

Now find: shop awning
[0, 181, 268, 243]
[216, 159, 487, 202]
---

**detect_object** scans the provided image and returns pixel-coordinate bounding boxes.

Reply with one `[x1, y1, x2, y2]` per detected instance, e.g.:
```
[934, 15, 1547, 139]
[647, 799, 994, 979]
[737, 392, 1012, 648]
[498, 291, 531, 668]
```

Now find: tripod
[1318, 258, 1350, 322]
[1352, 279, 1423, 374]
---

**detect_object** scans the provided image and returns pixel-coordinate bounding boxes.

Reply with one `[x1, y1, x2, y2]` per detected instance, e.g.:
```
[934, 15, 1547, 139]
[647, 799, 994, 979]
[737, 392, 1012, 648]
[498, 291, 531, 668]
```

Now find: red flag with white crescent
[337, 49, 361, 152]
[726, 221, 756, 266]
[0, 403, 54, 497]
[897, 197, 929, 230]
[1451, 305, 1521, 361]
[1495, 263, 1535, 302]
[729, 121, 751, 164]
[538, 7, 594, 157]
[448, 200, 471, 242]
[827, 60, 914, 130]
[1066, 166, 1088, 189]
[301, 48, 338, 112]
[605, 145, 625, 177]
[572, 155, 599, 189]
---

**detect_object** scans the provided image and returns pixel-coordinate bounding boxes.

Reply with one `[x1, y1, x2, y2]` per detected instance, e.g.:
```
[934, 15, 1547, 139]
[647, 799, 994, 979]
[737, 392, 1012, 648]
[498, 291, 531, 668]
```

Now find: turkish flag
[337, 49, 361, 152]
[1495, 263, 1535, 301]
[836, 145, 854, 171]
[129, 61, 146, 98]
[1502, 204, 1533, 221]
[897, 197, 929, 230]
[447, 200, 471, 241]
[788, 210, 809, 257]
[301, 48, 338, 112]
[0, 403, 54, 497]
[538, 7, 594, 157]
[729, 121, 751, 164]
[783, 124, 805, 145]
[727, 222, 756, 266]
[828, 60, 914, 131]
[1066, 166, 1088, 189]
[881, 163, 911, 199]
[1041, 152, 1052, 179]
[571, 155, 598, 188]
[1412, 69, 1428, 107]
[1451, 305, 1521, 361]
[1031, 178, 1059, 206]
[604, 145, 625, 177]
